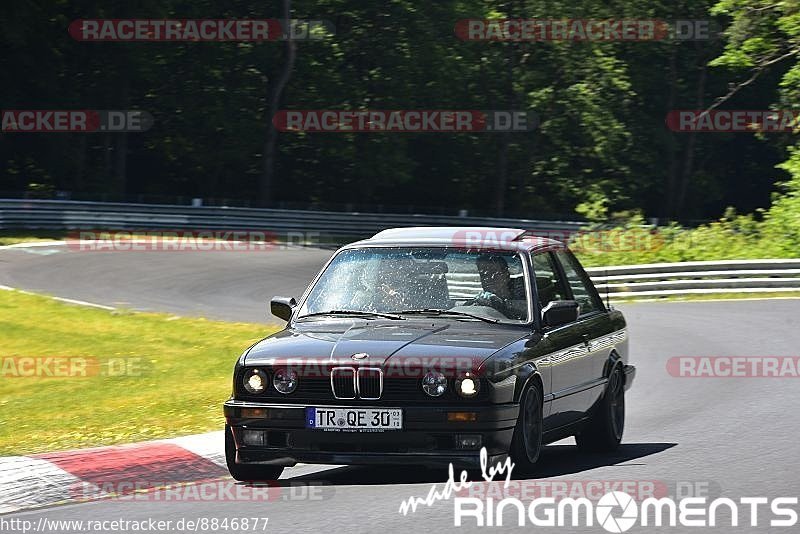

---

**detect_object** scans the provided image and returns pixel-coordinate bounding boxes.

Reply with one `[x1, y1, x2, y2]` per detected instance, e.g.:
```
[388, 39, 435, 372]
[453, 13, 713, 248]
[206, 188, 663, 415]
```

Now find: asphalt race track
[2, 243, 800, 533]
[0, 244, 336, 323]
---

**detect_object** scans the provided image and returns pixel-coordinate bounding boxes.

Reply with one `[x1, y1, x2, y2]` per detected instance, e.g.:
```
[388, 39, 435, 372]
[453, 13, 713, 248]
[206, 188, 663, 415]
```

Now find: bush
[573, 173, 800, 267]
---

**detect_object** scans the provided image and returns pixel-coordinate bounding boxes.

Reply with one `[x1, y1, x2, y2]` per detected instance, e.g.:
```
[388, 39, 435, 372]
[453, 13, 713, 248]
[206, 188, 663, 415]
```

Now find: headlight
[422, 370, 447, 397]
[273, 368, 298, 394]
[243, 368, 268, 394]
[455, 372, 480, 398]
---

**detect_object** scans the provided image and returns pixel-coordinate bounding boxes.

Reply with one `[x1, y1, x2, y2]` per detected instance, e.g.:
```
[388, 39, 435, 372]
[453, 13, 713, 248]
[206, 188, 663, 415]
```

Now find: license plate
[305, 407, 402, 432]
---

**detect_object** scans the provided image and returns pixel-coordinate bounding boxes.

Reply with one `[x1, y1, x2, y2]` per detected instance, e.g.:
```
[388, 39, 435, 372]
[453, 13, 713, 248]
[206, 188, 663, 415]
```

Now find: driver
[473, 254, 525, 319]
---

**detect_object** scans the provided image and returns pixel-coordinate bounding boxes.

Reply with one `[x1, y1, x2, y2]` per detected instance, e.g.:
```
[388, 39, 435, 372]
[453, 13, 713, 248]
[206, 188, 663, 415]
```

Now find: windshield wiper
[298, 310, 405, 320]
[398, 309, 500, 324]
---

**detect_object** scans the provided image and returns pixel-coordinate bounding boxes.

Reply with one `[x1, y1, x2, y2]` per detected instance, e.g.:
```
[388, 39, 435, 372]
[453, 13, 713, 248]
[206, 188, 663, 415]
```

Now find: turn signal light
[447, 412, 477, 422]
[241, 408, 268, 418]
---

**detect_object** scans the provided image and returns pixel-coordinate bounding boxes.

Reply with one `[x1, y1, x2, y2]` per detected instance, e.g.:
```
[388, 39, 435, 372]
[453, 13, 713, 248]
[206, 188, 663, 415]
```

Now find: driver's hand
[474, 291, 504, 309]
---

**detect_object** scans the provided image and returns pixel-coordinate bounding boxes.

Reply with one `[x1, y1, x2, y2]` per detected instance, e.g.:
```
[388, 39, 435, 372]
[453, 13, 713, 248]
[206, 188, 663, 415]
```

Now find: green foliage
[760, 146, 800, 255]
[24, 183, 55, 199]
[0, 0, 785, 220]
[0, 0, 797, 222]
[576, 157, 800, 266]
[575, 189, 610, 221]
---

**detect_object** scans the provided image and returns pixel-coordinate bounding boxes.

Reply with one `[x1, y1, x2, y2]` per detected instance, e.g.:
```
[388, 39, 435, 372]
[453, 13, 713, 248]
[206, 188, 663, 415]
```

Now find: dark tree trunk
[259, 0, 297, 207]
[75, 136, 87, 193]
[114, 131, 128, 201]
[111, 63, 130, 201]
[676, 44, 708, 219]
[666, 43, 678, 220]
[494, 30, 519, 217]
[495, 134, 509, 216]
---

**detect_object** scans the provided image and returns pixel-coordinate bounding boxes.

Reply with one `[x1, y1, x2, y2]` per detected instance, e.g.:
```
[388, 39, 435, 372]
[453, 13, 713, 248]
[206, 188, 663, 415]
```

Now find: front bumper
[224, 400, 519, 468]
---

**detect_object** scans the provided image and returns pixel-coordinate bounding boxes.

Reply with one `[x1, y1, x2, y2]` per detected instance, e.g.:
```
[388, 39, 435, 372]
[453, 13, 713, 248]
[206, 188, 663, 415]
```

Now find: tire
[225, 425, 285, 481]
[576, 365, 625, 452]
[509, 381, 544, 473]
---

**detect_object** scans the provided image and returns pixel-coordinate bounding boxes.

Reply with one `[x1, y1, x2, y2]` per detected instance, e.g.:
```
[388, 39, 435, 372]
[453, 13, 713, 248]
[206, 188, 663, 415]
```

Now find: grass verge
[612, 291, 800, 304]
[0, 231, 67, 246]
[0, 289, 277, 455]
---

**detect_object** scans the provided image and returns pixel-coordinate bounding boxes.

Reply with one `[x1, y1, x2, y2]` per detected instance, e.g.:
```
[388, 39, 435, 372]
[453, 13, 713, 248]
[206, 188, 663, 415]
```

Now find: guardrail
[421, 260, 800, 301]
[585, 259, 800, 300]
[2, 200, 796, 300]
[0, 199, 584, 240]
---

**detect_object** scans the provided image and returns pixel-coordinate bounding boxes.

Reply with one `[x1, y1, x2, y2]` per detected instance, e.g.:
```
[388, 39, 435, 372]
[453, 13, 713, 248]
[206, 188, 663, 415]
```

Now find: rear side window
[553, 250, 604, 315]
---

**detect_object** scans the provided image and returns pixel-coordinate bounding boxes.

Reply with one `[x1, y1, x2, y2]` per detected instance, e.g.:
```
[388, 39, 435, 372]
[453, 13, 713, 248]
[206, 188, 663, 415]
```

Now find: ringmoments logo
[596, 491, 638, 532]
[451, 492, 799, 529]
[398, 452, 797, 530]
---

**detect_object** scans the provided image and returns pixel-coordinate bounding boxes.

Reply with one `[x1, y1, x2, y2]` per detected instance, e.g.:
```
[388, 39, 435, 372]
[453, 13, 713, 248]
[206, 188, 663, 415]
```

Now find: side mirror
[270, 296, 297, 322]
[541, 300, 580, 328]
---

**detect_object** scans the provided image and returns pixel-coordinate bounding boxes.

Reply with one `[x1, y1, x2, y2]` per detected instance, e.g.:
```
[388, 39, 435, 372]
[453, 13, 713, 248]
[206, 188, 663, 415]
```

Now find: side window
[554, 250, 603, 315]
[530, 252, 568, 309]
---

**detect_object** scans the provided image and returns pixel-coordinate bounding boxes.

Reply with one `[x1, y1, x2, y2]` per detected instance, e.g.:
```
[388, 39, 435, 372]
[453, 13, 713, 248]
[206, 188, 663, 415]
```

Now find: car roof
[344, 226, 566, 252]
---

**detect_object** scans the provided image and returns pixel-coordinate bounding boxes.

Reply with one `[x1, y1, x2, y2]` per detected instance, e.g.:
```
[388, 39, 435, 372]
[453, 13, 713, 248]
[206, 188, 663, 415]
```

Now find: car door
[552, 249, 613, 416]
[530, 251, 589, 429]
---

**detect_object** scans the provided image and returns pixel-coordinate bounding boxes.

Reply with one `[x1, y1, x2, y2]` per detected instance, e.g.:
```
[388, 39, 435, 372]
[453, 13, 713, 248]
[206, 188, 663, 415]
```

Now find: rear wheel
[509, 381, 543, 472]
[225, 425, 284, 481]
[576, 365, 625, 452]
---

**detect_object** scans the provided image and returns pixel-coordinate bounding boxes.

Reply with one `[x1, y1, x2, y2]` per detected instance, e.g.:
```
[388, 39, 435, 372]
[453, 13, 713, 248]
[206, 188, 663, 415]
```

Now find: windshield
[298, 247, 529, 323]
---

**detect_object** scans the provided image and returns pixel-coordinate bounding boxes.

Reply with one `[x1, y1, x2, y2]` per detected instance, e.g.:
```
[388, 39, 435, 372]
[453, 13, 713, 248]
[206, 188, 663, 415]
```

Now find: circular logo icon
[596, 491, 638, 533]
[351, 353, 369, 360]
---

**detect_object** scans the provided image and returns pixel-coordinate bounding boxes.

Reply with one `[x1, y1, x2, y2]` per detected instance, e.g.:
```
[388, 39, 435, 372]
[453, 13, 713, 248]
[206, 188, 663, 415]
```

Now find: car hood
[244, 319, 527, 369]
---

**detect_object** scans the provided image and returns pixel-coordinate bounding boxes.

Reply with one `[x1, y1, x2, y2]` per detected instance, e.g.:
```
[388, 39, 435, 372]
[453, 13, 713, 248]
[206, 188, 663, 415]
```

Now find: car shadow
[275, 442, 677, 487]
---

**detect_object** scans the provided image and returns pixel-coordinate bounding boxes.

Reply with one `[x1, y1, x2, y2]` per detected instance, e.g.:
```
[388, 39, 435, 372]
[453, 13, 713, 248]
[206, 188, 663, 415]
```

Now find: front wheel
[509, 381, 543, 473]
[575, 365, 625, 452]
[225, 425, 284, 481]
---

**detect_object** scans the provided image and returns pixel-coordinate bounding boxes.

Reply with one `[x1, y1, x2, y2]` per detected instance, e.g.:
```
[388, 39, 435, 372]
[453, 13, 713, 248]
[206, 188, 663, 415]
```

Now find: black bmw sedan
[223, 226, 635, 480]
